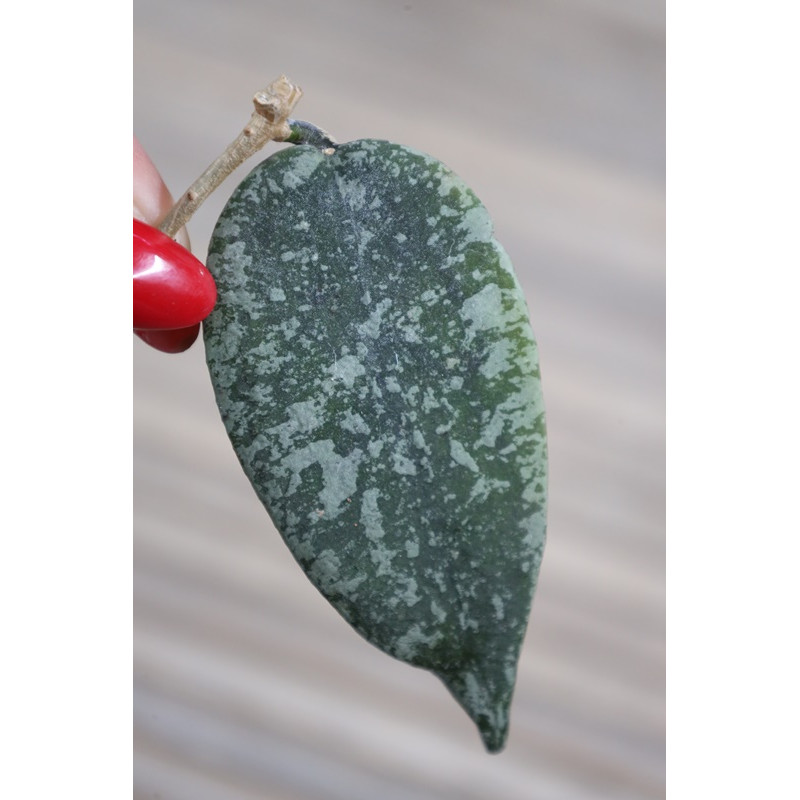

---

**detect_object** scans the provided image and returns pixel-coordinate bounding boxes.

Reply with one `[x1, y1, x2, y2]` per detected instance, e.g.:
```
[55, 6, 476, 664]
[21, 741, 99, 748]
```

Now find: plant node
[157, 75, 303, 240]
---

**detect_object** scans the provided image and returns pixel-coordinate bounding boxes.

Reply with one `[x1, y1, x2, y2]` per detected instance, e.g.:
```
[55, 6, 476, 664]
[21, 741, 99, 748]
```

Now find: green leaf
[203, 140, 547, 752]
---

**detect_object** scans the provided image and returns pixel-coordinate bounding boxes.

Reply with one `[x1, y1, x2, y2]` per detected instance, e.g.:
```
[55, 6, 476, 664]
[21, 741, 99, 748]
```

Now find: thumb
[133, 136, 191, 250]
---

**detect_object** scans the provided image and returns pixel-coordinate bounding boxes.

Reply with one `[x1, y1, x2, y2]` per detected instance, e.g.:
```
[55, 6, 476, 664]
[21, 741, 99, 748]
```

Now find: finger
[133, 136, 191, 249]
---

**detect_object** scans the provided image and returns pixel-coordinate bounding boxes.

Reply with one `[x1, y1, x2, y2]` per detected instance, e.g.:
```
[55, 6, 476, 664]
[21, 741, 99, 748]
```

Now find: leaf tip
[436, 658, 517, 754]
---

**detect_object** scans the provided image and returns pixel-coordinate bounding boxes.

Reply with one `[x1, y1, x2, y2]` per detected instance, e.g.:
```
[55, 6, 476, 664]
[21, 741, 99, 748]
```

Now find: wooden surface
[133, 1, 665, 797]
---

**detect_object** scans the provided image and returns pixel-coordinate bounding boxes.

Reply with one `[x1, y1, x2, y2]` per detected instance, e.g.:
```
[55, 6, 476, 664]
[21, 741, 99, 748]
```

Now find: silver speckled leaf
[203, 140, 547, 752]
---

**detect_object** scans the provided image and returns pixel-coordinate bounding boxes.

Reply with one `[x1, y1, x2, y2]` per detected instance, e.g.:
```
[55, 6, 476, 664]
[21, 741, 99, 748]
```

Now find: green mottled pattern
[203, 140, 547, 752]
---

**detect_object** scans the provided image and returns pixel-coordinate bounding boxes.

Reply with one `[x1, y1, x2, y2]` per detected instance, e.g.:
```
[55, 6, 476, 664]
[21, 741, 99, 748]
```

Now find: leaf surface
[204, 140, 547, 751]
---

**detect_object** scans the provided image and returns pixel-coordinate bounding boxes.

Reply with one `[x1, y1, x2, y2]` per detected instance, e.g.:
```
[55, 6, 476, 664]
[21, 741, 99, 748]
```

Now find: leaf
[203, 140, 547, 752]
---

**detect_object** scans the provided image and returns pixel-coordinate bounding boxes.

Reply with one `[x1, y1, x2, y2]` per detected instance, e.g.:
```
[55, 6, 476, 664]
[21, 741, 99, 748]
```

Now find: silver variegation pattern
[204, 140, 547, 752]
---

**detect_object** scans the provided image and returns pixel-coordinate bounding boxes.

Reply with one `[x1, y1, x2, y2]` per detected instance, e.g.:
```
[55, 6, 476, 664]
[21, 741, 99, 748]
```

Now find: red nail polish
[133, 218, 216, 331]
[134, 324, 201, 354]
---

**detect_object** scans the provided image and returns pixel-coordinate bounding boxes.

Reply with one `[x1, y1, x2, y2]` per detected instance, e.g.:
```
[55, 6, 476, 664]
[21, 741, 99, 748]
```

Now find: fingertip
[133, 136, 192, 250]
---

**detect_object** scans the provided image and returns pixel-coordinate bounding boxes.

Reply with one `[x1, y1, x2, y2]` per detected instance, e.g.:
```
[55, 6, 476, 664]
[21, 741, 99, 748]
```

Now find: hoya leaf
[203, 140, 547, 752]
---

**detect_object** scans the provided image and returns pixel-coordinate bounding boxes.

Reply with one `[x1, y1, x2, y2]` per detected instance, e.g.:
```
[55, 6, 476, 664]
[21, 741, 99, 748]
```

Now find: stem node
[157, 75, 303, 239]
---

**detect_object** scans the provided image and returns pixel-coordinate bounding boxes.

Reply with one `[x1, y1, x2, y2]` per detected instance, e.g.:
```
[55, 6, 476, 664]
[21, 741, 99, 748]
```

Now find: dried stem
[157, 75, 303, 239]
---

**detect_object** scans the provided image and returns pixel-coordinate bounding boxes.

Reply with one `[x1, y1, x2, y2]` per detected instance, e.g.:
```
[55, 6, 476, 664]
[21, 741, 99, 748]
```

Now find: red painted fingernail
[133, 218, 217, 331]
[134, 324, 201, 354]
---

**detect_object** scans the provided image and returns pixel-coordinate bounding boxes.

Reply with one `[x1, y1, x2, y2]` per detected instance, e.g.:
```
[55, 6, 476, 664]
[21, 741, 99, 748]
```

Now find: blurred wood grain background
[134, 1, 665, 797]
